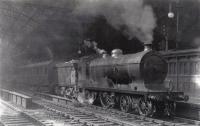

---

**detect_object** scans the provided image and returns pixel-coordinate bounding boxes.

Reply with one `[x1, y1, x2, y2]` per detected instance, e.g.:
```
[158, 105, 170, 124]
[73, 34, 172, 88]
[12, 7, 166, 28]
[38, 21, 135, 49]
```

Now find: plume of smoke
[83, 39, 106, 54]
[74, 0, 156, 44]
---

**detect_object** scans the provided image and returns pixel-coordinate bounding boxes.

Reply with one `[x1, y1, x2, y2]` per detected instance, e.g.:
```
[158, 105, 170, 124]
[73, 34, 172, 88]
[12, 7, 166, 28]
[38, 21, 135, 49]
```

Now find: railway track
[24, 108, 72, 126]
[86, 104, 199, 126]
[2, 89, 198, 126]
[34, 99, 123, 126]
[0, 100, 42, 126]
[34, 96, 199, 126]
[0, 114, 35, 126]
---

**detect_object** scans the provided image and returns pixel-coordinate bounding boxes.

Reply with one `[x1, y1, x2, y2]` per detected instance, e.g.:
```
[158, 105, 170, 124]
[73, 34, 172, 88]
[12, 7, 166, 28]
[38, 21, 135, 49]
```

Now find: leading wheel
[138, 98, 156, 117]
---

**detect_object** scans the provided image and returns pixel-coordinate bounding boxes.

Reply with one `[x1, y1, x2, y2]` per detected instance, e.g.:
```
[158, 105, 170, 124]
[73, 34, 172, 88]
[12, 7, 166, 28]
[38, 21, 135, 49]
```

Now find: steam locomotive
[16, 44, 188, 116]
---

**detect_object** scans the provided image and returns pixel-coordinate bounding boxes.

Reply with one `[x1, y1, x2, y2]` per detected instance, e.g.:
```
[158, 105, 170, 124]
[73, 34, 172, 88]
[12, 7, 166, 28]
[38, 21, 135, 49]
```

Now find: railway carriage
[162, 49, 200, 100]
[16, 61, 56, 92]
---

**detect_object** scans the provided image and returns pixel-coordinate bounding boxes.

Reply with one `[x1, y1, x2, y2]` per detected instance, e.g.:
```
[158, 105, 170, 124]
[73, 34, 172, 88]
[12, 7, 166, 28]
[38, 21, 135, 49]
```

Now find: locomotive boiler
[87, 49, 168, 91]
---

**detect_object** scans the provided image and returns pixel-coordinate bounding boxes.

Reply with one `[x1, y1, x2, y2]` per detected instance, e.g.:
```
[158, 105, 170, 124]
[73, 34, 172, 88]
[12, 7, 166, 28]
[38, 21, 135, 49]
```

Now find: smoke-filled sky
[74, 0, 156, 44]
[0, 0, 200, 67]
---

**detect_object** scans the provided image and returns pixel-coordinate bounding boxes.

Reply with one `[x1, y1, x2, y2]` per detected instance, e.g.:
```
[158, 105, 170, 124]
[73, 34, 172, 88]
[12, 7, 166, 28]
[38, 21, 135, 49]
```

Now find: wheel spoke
[100, 92, 114, 108]
[138, 99, 155, 117]
[120, 96, 131, 112]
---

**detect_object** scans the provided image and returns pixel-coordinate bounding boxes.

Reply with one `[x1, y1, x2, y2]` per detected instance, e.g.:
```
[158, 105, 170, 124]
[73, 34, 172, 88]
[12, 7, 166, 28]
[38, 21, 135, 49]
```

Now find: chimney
[111, 49, 123, 58]
[144, 43, 152, 51]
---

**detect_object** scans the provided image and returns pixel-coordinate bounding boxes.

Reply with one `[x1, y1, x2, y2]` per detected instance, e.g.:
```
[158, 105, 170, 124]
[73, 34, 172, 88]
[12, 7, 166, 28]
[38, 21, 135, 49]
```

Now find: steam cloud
[83, 39, 106, 54]
[74, 0, 156, 44]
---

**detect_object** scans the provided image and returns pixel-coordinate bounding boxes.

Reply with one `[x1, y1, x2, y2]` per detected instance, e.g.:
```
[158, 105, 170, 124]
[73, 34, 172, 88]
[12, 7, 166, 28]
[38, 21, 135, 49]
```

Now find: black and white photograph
[0, 0, 199, 125]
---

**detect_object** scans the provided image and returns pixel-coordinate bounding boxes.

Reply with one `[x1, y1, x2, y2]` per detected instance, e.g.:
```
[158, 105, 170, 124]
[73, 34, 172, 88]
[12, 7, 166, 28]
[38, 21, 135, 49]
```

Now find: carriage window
[181, 62, 184, 74]
[191, 62, 195, 74]
[189, 63, 193, 74]
[44, 67, 47, 74]
[197, 63, 200, 74]
[30, 68, 32, 75]
[179, 62, 184, 75]
[38, 68, 40, 74]
[192, 62, 197, 75]
[173, 63, 176, 74]
[29, 68, 32, 75]
[173, 62, 177, 74]
[37, 68, 40, 74]
[40, 67, 42, 74]
[184, 62, 188, 75]
[178, 62, 182, 74]
[41, 67, 43, 74]
[195, 63, 198, 75]
[41, 67, 44, 74]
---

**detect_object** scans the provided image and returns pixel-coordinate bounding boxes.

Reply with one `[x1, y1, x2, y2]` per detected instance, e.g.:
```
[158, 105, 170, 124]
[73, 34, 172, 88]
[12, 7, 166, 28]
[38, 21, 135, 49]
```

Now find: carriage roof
[19, 60, 52, 68]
